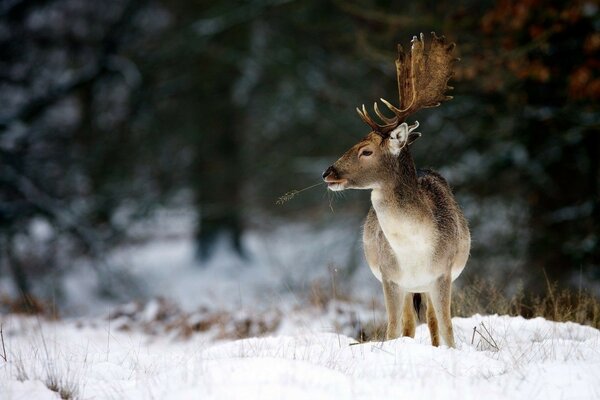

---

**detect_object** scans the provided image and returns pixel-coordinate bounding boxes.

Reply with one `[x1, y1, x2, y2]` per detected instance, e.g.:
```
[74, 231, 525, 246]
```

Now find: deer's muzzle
[323, 165, 345, 181]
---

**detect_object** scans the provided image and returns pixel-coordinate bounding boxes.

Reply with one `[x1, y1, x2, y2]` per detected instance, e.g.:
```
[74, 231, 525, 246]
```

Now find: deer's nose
[322, 166, 336, 180]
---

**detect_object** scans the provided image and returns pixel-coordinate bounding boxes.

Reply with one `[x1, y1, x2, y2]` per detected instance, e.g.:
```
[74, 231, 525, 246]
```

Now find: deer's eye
[360, 150, 373, 157]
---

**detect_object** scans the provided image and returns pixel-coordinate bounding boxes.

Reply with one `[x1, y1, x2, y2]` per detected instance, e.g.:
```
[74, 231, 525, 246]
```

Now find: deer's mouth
[325, 178, 348, 191]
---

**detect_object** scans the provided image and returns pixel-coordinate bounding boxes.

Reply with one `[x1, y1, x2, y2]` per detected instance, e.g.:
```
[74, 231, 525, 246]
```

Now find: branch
[333, 0, 436, 27]
[0, 324, 7, 362]
[3, 165, 108, 262]
[0, 64, 104, 129]
[0, 0, 145, 129]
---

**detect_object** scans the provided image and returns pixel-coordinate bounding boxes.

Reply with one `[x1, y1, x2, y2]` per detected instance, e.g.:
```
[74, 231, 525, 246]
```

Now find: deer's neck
[371, 149, 420, 208]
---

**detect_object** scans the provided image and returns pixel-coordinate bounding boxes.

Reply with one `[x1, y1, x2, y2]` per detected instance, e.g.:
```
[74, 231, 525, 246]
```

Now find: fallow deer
[322, 33, 470, 347]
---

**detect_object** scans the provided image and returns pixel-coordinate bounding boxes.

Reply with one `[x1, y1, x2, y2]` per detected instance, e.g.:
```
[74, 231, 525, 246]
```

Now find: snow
[1, 313, 599, 399]
[2, 213, 600, 399]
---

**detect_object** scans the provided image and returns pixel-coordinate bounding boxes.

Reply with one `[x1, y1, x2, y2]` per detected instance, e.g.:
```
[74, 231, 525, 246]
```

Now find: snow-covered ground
[1, 313, 599, 399]
[2, 211, 600, 399]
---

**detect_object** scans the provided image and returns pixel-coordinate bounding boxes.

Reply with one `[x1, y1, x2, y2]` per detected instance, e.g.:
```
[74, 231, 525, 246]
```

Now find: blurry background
[0, 0, 598, 314]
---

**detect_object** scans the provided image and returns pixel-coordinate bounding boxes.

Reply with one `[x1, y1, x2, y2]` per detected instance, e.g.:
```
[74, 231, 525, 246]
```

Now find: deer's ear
[388, 121, 421, 154]
[388, 123, 409, 156]
[407, 131, 422, 145]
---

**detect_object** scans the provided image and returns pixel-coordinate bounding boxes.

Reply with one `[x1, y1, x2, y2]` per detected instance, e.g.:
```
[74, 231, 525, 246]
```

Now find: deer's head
[323, 33, 457, 191]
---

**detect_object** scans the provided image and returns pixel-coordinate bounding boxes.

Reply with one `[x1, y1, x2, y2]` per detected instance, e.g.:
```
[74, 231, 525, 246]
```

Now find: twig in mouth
[276, 182, 325, 205]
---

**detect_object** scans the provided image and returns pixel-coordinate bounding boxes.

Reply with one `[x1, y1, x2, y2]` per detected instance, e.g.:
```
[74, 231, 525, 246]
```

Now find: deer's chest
[371, 194, 437, 290]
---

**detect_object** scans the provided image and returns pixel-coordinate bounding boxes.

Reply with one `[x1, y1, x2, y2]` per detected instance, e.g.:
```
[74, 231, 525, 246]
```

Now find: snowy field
[1, 313, 599, 399]
[1, 213, 599, 399]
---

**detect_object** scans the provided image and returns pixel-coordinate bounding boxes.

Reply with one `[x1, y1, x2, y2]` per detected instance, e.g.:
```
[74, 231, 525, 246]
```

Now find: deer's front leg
[382, 279, 406, 340]
[426, 294, 440, 347]
[429, 274, 455, 347]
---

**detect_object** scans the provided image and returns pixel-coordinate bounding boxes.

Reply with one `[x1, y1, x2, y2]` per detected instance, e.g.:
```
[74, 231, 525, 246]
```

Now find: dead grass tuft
[45, 372, 79, 400]
[308, 275, 354, 311]
[453, 278, 600, 329]
[356, 279, 600, 343]
[355, 320, 386, 342]
[14, 355, 29, 382]
[470, 322, 500, 351]
[0, 294, 49, 316]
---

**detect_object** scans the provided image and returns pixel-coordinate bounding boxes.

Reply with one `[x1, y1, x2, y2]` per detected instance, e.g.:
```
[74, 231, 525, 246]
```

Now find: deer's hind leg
[429, 274, 455, 347]
[402, 293, 416, 338]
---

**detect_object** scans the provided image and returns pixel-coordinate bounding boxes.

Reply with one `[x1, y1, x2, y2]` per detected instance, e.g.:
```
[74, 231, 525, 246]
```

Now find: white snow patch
[1, 314, 599, 400]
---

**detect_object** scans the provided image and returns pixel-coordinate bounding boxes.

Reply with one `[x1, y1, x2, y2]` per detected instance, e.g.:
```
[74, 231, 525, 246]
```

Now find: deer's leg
[429, 275, 455, 347]
[426, 294, 440, 346]
[402, 293, 416, 338]
[382, 280, 405, 340]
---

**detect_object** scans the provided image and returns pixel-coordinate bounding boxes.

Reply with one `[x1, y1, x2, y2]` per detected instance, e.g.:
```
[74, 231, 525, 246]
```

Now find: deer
[322, 33, 470, 347]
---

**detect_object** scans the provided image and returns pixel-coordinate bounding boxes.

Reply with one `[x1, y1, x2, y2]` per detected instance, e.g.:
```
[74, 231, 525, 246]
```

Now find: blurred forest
[0, 0, 598, 305]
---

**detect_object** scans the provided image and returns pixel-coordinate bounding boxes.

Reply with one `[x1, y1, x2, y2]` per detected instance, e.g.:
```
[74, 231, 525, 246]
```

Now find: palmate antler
[356, 32, 458, 136]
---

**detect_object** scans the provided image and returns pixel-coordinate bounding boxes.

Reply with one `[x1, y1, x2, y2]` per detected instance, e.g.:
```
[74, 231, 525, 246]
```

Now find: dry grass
[356, 279, 600, 342]
[355, 319, 387, 342]
[11, 352, 81, 399]
[453, 278, 600, 329]
[14, 354, 29, 382]
[470, 321, 500, 352]
[45, 371, 79, 400]
[308, 279, 353, 310]
[0, 294, 49, 316]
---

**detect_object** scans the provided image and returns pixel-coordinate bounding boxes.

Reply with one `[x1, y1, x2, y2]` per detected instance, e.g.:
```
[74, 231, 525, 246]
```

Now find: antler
[356, 32, 458, 136]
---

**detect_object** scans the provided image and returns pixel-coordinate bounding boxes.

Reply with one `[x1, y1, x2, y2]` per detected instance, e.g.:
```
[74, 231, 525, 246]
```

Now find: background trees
[1, 0, 598, 305]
